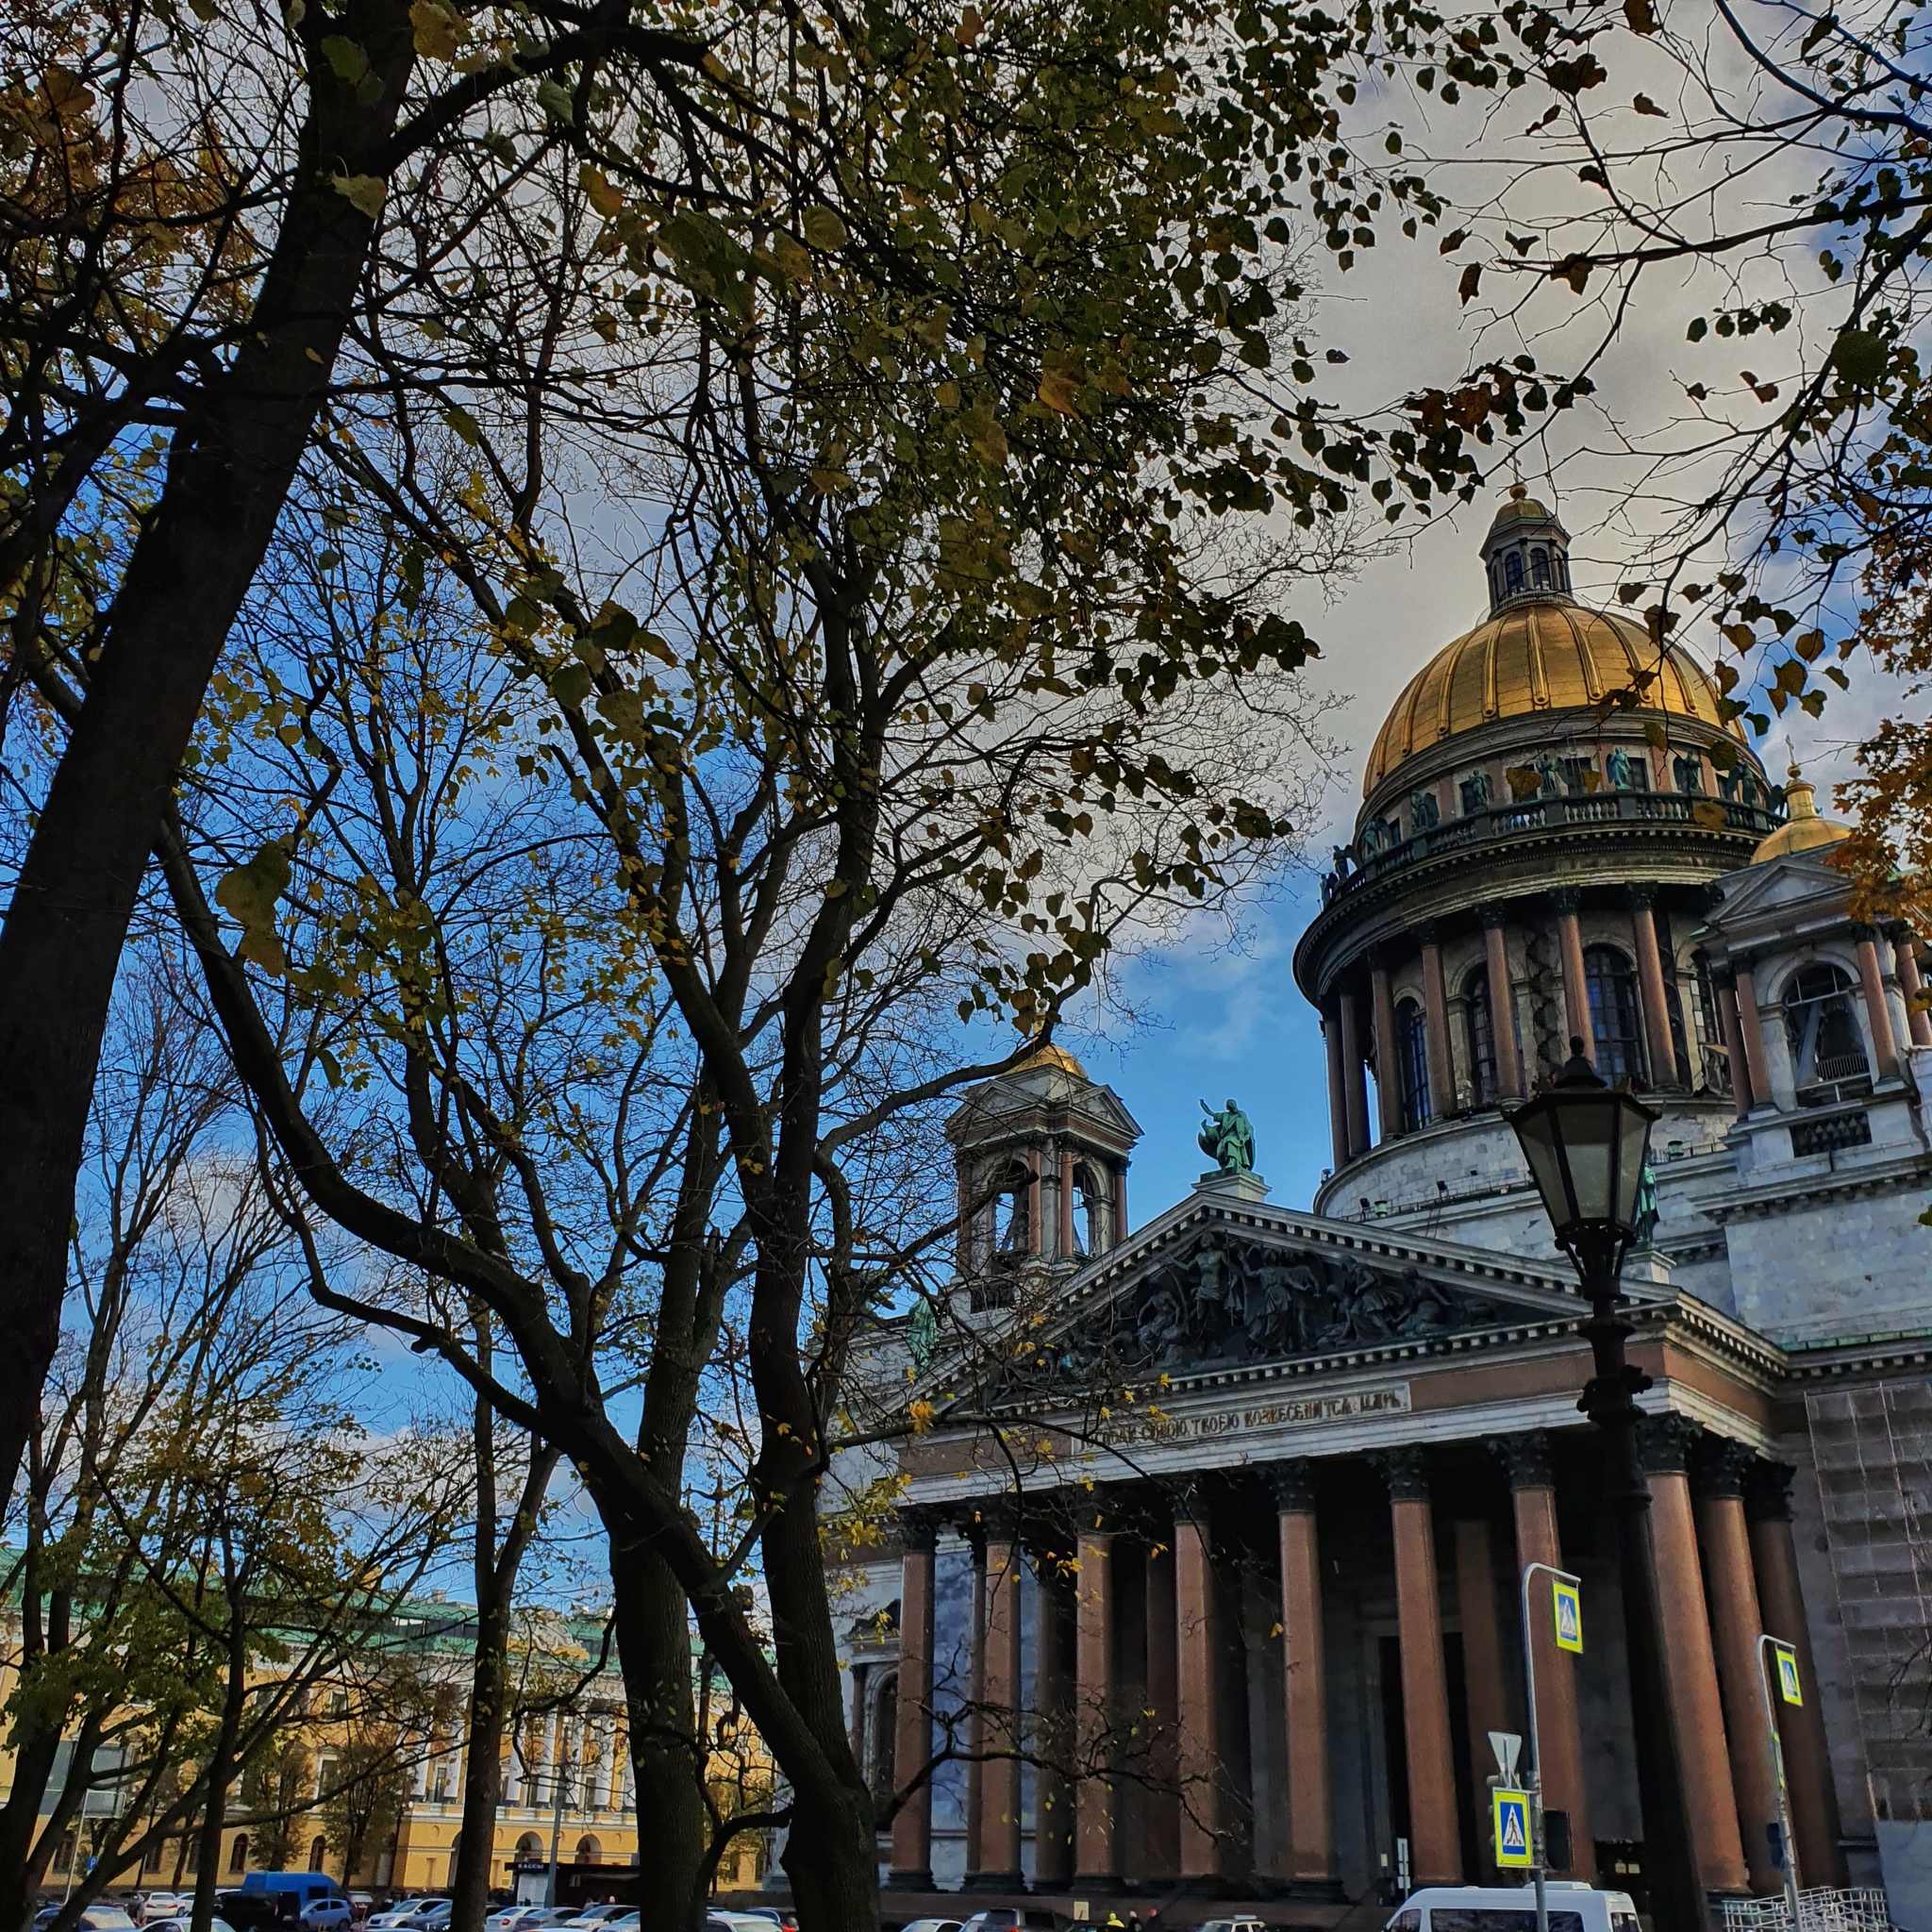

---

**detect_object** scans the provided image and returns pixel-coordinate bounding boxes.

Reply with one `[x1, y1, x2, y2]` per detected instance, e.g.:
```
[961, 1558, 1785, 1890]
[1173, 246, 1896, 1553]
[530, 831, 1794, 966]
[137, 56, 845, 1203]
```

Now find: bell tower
[944, 1041, 1142, 1311]
[1480, 484, 1574, 613]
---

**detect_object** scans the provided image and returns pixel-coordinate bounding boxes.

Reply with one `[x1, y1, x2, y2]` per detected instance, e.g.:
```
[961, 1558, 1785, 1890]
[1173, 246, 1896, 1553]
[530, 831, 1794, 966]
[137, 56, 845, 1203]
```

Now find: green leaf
[330, 173, 386, 219]
[536, 76, 575, 123]
[320, 35, 368, 80]
[443, 405, 481, 444]
[802, 205, 849, 251]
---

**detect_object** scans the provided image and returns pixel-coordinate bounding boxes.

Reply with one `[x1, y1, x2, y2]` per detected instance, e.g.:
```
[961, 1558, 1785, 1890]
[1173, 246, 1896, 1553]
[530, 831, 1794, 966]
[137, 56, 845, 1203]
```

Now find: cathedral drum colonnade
[831, 496, 1932, 1915]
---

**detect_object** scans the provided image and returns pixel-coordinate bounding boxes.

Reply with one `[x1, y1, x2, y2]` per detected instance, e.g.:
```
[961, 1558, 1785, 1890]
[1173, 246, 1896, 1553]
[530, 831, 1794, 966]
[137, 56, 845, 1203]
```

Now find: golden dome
[1013, 1040, 1088, 1079]
[1751, 762, 1851, 863]
[1363, 599, 1744, 796]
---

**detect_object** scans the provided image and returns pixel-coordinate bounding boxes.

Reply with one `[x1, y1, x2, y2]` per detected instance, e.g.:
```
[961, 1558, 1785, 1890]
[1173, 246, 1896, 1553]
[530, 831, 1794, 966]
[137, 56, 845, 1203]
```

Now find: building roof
[1362, 600, 1744, 797]
[1750, 763, 1851, 863]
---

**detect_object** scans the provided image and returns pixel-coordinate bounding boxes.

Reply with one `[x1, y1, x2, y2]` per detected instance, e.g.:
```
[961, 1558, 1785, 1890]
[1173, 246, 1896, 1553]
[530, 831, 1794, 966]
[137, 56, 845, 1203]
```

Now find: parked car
[144, 1917, 237, 1932]
[559, 1911, 634, 1932]
[396, 1902, 452, 1932]
[701, 1916, 773, 1932]
[34, 1911, 138, 1932]
[1200, 1919, 1271, 1932]
[484, 1908, 558, 1932]
[363, 1907, 419, 1930]
[960, 1913, 1065, 1932]
[895, 1920, 964, 1932]
[1387, 1885, 1642, 1932]
[737, 1912, 799, 1932]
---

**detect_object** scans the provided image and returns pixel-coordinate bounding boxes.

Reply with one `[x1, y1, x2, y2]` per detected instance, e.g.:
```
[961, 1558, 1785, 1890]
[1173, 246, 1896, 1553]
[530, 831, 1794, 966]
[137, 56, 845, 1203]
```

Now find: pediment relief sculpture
[1047, 1233, 1534, 1382]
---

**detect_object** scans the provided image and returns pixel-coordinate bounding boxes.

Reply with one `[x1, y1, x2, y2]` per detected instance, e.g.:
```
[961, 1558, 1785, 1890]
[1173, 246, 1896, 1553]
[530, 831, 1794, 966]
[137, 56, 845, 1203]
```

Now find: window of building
[309, 1838, 327, 1873]
[229, 1834, 249, 1874]
[1464, 968, 1497, 1108]
[1673, 751, 1706, 793]
[1505, 550, 1524, 594]
[1531, 547, 1551, 589]
[1693, 955, 1731, 1095]
[1559, 757, 1599, 798]
[1396, 998, 1431, 1131]
[1783, 963, 1871, 1099]
[1585, 946, 1647, 1083]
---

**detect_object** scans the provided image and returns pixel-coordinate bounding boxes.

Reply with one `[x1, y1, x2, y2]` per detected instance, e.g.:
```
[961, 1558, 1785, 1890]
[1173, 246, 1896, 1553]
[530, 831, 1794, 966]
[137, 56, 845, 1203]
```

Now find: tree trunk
[0, 0, 417, 1516]
[449, 1593, 512, 1932]
[0, 1701, 67, 1924]
[607, 1531, 708, 1931]
[760, 1491, 879, 1932]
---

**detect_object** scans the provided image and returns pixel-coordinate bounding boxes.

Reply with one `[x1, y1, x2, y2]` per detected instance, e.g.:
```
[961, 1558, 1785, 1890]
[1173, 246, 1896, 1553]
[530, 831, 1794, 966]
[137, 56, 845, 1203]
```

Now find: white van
[1387, 1881, 1642, 1932]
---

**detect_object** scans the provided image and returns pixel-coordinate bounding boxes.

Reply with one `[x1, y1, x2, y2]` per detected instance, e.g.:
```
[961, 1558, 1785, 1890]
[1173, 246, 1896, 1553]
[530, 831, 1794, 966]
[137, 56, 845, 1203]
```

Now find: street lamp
[1507, 1038, 1703, 1932]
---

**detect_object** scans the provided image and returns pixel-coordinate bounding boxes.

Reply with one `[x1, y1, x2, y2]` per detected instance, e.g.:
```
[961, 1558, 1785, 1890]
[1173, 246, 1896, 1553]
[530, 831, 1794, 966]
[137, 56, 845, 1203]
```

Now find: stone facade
[830, 499, 1932, 1925]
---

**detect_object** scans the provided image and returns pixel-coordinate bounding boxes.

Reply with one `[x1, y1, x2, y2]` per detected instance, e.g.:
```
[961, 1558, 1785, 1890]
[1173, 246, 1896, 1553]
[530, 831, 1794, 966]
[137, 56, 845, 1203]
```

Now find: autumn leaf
[1691, 800, 1727, 830]
[1633, 92, 1667, 115]
[1457, 261, 1482, 305]
[1624, 0, 1658, 28]
[215, 840, 293, 974]
[802, 205, 849, 251]
[1038, 367, 1080, 414]
[1546, 54, 1608, 93]
[408, 0, 465, 60]
[330, 173, 386, 219]
[578, 164, 625, 218]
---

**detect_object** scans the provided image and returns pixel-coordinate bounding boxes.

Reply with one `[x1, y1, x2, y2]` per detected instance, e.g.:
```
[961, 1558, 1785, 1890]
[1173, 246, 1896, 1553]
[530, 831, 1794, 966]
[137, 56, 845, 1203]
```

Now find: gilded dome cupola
[1480, 484, 1573, 612]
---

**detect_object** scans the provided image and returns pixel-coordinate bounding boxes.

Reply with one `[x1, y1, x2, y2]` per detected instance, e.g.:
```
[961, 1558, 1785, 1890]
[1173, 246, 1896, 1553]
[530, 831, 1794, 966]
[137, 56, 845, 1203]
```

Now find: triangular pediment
[1706, 851, 1851, 930]
[955, 1195, 1626, 1395]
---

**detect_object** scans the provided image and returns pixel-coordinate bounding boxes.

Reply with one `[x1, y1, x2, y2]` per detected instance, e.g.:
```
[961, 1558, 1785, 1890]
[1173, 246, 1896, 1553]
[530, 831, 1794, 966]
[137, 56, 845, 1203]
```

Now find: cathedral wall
[1722, 1178, 1932, 1345]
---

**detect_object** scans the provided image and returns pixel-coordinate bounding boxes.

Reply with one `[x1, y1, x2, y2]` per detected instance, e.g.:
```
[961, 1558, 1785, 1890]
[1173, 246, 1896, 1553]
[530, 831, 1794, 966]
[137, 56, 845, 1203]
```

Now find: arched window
[1074, 1163, 1111, 1255]
[1531, 546, 1551, 589]
[1464, 968, 1497, 1108]
[993, 1160, 1031, 1254]
[1505, 550, 1524, 595]
[1784, 963, 1870, 1097]
[54, 1834, 75, 1875]
[1585, 946, 1647, 1082]
[515, 1833, 544, 1860]
[1396, 998, 1430, 1131]
[309, 1837, 327, 1872]
[573, 1834, 600, 1863]
[230, 1833, 250, 1874]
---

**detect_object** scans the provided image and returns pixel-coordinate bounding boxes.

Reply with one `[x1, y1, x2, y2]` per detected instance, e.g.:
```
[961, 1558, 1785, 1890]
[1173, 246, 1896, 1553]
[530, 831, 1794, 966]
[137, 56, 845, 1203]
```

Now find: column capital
[1416, 918, 1441, 947]
[1710, 962, 1737, 991]
[1743, 1458, 1798, 1524]
[1637, 1411, 1699, 1475]
[898, 1507, 941, 1554]
[1375, 1446, 1432, 1503]
[1269, 1460, 1318, 1512]
[1733, 949, 1760, 975]
[1172, 1485, 1213, 1528]
[974, 1497, 1019, 1544]
[1850, 921, 1884, 945]
[1478, 902, 1510, 931]
[1550, 887, 1582, 915]
[1489, 1429, 1553, 1489]
[1627, 882, 1657, 910]
[1690, 1435, 1756, 1501]
[1887, 921, 1919, 947]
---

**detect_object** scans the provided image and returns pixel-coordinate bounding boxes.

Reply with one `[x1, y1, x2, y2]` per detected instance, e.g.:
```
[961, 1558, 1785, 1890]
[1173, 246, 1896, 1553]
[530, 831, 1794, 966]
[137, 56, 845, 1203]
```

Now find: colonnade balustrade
[883, 1429, 1843, 1902]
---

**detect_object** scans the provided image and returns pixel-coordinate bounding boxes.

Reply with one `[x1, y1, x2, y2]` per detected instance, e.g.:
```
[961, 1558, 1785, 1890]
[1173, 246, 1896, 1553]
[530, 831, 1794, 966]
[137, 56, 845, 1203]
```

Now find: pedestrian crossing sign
[1773, 1640, 1803, 1707]
[1493, 1789, 1535, 1869]
[1553, 1578, 1583, 1655]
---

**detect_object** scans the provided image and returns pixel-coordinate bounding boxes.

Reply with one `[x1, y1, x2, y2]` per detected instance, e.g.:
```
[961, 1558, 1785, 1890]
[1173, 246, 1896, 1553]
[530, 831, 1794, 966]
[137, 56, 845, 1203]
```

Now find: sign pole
[1521, 1559, 1585, 1932]
[1758, 1635, 1805, 1932]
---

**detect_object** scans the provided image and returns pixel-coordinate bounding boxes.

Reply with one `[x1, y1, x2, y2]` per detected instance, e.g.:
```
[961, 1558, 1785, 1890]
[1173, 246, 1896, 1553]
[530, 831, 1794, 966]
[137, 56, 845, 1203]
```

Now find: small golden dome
[1751, 761, 1852, 863]
[1013, 1040, 1088, 1079]
[1363, 600, 1743, 797]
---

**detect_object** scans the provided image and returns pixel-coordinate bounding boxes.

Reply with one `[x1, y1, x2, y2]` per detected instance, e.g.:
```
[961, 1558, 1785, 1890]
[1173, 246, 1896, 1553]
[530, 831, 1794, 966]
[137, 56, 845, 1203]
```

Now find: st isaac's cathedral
[828, 493, 1932, 1926]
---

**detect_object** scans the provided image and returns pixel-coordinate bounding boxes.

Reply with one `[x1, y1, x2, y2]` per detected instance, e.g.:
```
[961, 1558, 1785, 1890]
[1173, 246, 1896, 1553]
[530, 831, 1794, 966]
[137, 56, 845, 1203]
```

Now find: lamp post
[1507, 1038, 1703, 1932]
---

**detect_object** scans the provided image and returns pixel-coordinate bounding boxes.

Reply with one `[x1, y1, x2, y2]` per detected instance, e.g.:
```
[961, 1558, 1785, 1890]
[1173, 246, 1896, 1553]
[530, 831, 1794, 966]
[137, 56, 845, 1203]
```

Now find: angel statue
[1198, 1098, 1256, 1175]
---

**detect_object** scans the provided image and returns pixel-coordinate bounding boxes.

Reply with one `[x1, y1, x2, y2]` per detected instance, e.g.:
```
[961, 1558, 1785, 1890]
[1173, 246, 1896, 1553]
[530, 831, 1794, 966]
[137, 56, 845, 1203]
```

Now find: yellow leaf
[330, 172, 386, 219]
[578, 164, 625, 219]
[957, 5, 984, 42]
[1038, 368, 1080, 414]
[409, 0, 465, 59]
[215, 840, 293, 974]
[1691, 800, 1727, 830]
